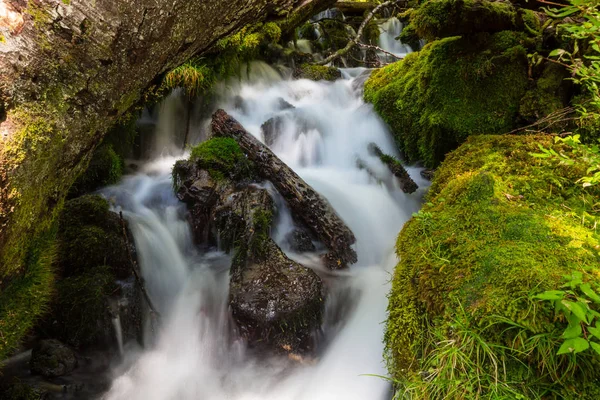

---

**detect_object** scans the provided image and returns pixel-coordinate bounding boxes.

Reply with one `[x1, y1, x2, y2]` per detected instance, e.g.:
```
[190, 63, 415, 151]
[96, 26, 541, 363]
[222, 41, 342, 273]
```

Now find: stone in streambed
[30, 339, 78, 378]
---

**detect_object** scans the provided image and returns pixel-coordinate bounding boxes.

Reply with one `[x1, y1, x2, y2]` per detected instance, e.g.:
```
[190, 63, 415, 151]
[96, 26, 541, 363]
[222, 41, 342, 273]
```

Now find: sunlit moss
[386, 135, 600, 398]
[365, 32, 531, 167]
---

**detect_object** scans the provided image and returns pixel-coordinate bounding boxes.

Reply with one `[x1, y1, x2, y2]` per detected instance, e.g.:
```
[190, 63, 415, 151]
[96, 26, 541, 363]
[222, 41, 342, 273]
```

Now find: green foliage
[364, 32, 530, 167]
[534, 272, 600, 357]
[387, 135, 600, 398]
[532, 134, 600, 187]
[189, 137, 252, 181]
[163, 59, 215, 97]
[162, 22, 282, 96]
[547, 0, 600, 118]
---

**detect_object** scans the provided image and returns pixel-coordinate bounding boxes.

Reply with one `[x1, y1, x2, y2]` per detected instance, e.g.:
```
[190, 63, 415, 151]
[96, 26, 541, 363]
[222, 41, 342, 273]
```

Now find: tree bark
[211, 109, 358, 270]
[335, 1, 378, 15]
[0, 0, 335, 277]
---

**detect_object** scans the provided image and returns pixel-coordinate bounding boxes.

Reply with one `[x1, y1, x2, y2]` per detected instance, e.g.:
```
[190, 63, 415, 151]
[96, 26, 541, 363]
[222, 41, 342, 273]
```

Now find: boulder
[30, 339, 78, 378]
[293, 64, 341, 81]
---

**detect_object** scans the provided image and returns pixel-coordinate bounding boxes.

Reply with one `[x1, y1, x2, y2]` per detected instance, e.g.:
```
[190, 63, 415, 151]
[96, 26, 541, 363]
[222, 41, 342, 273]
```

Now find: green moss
[519, 62, 571, 124]
[410, 0, 533, 41]
[45, 267, 117, 347]
[0, 34, 6, 44]
[57, 195, 129, 278]
[69, 144, 123, 196]
[0, 227, 56, 360]
[248, 209, 273, 259]
[365, 32, 530, 167]
[386, 135, 600, 398]
[293, 64, 341, 81]
[189, 137, 252, 181]
[298, 22, 318, 41]
[398, 22, 421, 51]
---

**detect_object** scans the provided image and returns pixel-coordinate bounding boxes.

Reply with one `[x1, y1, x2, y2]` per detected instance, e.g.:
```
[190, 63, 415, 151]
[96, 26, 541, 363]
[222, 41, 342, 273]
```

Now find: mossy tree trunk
[0, 0, 335, 356]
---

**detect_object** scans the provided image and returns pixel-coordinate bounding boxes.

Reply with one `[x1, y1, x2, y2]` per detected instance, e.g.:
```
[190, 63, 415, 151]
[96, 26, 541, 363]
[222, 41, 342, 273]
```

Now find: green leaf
[561, 300, 589, 324]
[580, 283, 600, 304]
[588, 326, 600, 339]
[562, 322, 582, 339]
[591, 342, 600, 356]
[558, 337, 590, 355]
[534, 290, 565, 301]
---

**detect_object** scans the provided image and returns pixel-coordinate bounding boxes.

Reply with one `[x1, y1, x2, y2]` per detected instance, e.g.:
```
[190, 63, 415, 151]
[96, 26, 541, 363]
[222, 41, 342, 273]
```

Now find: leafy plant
[533, 271, 600, 356]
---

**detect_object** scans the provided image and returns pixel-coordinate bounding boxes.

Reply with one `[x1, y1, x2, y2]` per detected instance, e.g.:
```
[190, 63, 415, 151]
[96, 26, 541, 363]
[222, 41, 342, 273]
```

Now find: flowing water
[99, 61, 427, 400]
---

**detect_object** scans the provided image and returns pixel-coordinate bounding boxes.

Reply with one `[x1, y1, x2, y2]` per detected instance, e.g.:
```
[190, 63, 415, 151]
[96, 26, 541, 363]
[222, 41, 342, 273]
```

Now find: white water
[101, 63, 427, 400]
[378, 17, 413, 61]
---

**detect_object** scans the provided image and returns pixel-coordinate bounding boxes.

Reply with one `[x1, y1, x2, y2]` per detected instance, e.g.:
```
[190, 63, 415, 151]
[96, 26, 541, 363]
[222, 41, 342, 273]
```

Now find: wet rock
[420, 169, 435, 181]
[30, 340, 78, 378]
[293, 64, 341, 81]
[212, 109, 357, 269]
[287, 229, 316, 252]
[276, 97, 295, 111]
[233, 95, 248, 114]
[217, 188, 324, 353]
[368, 143, 418, 194]
[260, 117, 285, 147]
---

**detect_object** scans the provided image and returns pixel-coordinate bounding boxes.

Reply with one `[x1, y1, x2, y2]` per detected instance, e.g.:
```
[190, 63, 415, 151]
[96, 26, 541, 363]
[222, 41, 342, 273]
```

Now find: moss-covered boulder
[37, 195, 141, 349]
[409, 0, 540, 41]
[386, 135, 600, 398]
[174, 136, 325, 354]
[519, 62, 571, 124]
[293, 64, 342, 81]
[365, 31, 532, 167]
[57, 195, 130, 278]
[30, 339, 78, 378]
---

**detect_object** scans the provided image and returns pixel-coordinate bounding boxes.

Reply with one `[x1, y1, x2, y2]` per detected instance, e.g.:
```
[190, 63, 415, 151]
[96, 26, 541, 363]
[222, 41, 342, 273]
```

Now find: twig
[357, 42, 403, 60]
[119, 212, 161, 321]
[316, 0, 403, 66]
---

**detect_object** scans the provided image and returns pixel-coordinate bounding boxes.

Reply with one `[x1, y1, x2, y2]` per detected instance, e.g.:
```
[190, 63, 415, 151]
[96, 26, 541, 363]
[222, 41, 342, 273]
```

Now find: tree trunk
[0, 0, 335, 277]
[211, 109, 358, 269]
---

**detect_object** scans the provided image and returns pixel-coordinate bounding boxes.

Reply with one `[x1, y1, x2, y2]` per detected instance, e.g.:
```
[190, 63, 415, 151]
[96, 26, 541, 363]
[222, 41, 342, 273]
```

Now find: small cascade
[102, 60, 428, 400]
[378, 17, 413, 62]
[111, 314, 124, 357]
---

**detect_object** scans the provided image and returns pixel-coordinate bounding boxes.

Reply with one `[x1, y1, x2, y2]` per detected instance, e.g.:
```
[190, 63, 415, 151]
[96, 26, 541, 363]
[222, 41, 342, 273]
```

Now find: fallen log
[368, 143, 418, 194]
[335, 1, 379, 14]
[211, 109, 357, 269]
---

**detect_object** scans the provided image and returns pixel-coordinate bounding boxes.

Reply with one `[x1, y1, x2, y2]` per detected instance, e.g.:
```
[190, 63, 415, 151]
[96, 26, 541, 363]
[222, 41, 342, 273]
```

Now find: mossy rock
[410, 0, 539, 41]
[519, 62, 571, 124]
[365, 31, 531, 167]
[44, 267, 118, 348]
[69, 144, 123, 197]
[386, 135, 600, 398]
[293, 64, 341, 81]
[57, 195, 130, 278]
[188, 137, 253, 182]
[30, 339, 78, 378]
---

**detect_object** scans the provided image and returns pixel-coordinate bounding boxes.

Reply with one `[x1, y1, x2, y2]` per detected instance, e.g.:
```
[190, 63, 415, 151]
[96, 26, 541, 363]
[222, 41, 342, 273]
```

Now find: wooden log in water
[211, 109, 358, 269]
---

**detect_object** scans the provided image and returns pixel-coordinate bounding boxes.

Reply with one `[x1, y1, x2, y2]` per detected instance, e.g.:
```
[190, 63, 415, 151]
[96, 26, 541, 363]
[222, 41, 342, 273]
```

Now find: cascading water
[378, 17, 413, 62]
[101, 63, 428, 400]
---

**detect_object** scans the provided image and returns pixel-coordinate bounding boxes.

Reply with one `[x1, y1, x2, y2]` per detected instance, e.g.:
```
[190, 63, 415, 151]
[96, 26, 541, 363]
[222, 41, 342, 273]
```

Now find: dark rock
[276, 97, 295, 111]
[420, 169, 435, 181]
[287, 229, 316, 252]
[30, 340, 78, 378]
[0, 378, 46, 400]
[233, 95, 248, 114]
[368, 143, 418, 194]
[260, 117, 285, 147]
[218, 188, 324, 354]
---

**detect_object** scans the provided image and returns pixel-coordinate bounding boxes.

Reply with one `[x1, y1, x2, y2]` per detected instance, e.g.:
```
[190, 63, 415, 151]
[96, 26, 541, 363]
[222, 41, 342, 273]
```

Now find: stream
[98, 60, 427, 399]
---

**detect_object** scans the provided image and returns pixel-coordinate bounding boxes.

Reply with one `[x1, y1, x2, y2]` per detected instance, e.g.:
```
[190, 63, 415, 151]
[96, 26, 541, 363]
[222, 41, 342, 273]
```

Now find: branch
[316, 0, 402, 66]
[357, 42, 403, 60]
[119, 212, 161, 322]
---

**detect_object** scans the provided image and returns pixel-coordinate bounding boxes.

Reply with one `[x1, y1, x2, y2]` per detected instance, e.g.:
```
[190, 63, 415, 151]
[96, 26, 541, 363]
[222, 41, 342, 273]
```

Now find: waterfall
[101, 63, 428, 400]
[378, 17, 413, 62]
